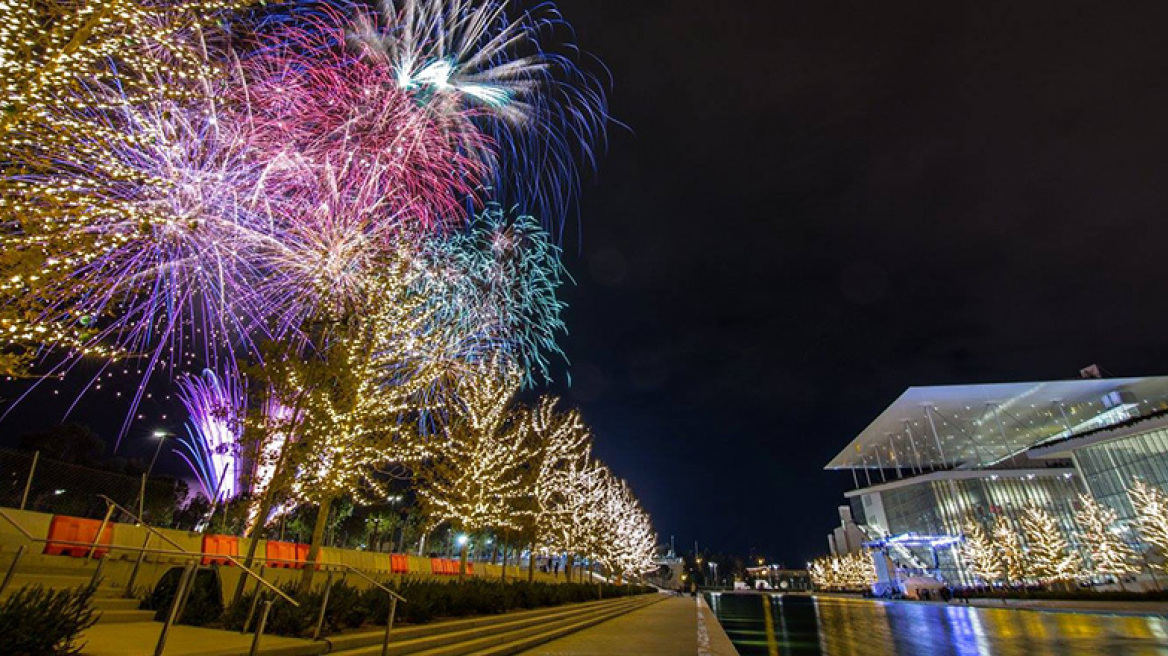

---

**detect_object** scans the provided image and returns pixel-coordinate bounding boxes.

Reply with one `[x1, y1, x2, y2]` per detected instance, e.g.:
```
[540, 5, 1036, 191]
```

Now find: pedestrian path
[80, 621, 322, 656]
[517, 594, 738, 655]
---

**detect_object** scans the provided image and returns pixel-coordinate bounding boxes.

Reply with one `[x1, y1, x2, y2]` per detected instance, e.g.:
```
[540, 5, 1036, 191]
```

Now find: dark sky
[7, 0, 1168, 568]
[546, 0, 1168, 565]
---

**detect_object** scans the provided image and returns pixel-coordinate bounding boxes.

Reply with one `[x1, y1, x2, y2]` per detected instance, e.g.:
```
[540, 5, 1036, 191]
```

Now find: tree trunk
[459, 541, 469, 577]
[233, 489, 279, 605]
[500, 541, 508, 582]
[298, 493, 334, 594]
[528, 542, 536, 582]
[565, 554, 574, 583]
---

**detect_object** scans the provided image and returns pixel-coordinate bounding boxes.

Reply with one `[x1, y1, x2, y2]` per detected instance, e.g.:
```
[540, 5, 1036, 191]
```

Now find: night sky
[7, 0, 1168, 568]
[545, 0, 1168, 565]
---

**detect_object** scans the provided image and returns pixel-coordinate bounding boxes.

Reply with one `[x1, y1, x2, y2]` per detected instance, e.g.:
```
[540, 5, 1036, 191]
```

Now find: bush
[223, 574, 654, 634]
[0, 583, 98, 655]
[141, 566, 223, 627]
[219, 576, 654, 638]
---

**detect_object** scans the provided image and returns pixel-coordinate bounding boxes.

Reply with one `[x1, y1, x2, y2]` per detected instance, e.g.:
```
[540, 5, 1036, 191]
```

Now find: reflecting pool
[705, 593, 1168, 655]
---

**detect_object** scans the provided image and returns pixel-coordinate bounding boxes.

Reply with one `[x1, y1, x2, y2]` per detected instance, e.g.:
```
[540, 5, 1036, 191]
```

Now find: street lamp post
[137, 430, 170, 521]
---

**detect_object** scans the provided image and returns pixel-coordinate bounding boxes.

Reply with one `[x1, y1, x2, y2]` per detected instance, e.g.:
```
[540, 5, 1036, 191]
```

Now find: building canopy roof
[825, 376, 1168, 470]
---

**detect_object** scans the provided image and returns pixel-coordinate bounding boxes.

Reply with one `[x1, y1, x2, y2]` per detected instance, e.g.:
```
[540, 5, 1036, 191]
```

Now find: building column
[924, 406, 947, 466]
[904, 421, 924, 474]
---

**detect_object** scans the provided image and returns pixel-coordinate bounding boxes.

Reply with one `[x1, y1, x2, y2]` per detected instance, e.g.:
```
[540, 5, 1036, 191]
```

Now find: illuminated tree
[1020, 506, 1082, 586]
[0, 0, 256, 376]
[1128, 479, 1168, 574]
[1075, 494, 1139, 585]
[962, 520, 1005, 585]
[236, 254, 460, 591]
[992, 519, 1029, 585]
[808, 558, 829, 589]
[521, 397, 591, 580]
[415, 366, 534, 575]
[589, 470, 657, 583]
[542, 451, 604, 582]
[808, 552, 875, 591]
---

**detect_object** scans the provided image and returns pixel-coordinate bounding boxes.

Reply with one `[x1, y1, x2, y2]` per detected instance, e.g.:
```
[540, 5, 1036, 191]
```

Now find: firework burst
[347, 0, 609, 230]
[243, 7, 490, 236]
[175, 368, 245, 501]
[418, 204, 568, 386]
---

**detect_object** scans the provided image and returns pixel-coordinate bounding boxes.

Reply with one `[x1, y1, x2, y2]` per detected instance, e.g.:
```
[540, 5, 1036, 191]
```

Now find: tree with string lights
[415, 365, 534, 575]
[993, 518, 1029, 586]
[520, 396, 591, 580]
[808, 552, 875, 591]
[1075, 494, 1139, 587]
[589, 470, 648, 582]
[961, 519, 1005, 585]
[1020, 506, 1081, 586]
[1128, 479, 1168, 575]
[541, 450, 604, 582]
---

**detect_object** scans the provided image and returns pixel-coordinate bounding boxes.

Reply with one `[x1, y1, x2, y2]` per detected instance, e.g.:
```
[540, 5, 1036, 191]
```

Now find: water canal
[705, 593, 1168, 655]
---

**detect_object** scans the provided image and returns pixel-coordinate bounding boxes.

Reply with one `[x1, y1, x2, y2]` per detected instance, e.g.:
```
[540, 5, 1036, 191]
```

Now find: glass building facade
[1074, 425, 1168, 520]
[828, 377, 1168, 588]
[852, 471, 1082, 585]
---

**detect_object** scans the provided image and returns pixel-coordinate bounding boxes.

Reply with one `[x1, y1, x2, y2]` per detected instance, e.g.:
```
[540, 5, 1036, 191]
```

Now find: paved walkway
[79, 621, 324, 656]
[519, 594, 738, 656]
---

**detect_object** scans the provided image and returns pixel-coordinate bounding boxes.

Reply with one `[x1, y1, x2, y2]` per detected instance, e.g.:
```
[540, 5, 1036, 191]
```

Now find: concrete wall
[0, 508, 562, 593]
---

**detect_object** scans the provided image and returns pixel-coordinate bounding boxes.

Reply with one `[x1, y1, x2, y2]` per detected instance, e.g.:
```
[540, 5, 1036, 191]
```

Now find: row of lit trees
[412, 368, 657, 583]
[962, 480, 1168, 588]
[0, 0, 653, 595]
[808, 551, 876, 591]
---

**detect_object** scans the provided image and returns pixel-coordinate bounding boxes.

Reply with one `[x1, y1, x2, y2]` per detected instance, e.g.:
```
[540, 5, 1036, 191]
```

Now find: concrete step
[79, 621, 328, 656]
[93, 596, 141, 611]
[336, 596, 653, 656]
[93, 607, 158, 624]
[465, 596, 665, 656]
[325, 596, 640, 653]
[0, 572, 123, 598]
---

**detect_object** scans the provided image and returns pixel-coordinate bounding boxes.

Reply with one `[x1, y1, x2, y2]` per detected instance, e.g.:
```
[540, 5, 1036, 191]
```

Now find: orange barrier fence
[44, 515, 112, 558]
[266, 540, 307, 569]
[390, 553, 409, 574]
[430, 557, 467, 575]
[35, 514, 475, 578]
[201, 534, 239, 566]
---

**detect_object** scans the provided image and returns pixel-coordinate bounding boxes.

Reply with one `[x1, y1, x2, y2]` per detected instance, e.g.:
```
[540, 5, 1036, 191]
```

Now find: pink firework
[242, 8, 491, 237]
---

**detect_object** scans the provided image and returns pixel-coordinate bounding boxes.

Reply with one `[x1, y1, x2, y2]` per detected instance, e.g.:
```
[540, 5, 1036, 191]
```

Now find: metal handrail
[97, 495, 190, 552]
[308, 563, 406, 648]
[0, 499, 300, 655]
[95, 495, 298, 607]
[331, 563, 407, 602]
[0, 507, 37, 540]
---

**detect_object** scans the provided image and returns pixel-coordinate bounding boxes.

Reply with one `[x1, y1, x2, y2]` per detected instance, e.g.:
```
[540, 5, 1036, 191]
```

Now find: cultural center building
[825, 376, 1168, 584]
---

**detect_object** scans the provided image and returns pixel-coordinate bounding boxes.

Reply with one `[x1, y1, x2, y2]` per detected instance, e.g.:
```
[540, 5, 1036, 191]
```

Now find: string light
[1128, 479, 1168, 575]
[1075, 493, 1139, 581]
[1020, 505, 1082, 584]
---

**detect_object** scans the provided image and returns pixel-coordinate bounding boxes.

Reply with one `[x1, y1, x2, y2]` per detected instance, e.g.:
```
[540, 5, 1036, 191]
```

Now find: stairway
[324, 594, 664, 656]
[0, 552, 156, 624]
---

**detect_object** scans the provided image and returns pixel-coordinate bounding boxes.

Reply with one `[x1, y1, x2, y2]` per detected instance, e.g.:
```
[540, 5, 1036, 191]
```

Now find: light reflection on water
[705, 593, 1168, 656]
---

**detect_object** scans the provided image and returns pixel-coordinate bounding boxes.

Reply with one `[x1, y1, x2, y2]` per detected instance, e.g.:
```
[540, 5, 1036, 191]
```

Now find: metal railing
[0, 500, 299, 656]
[310, 563, 407, 656]
[0, 500, 420, 654]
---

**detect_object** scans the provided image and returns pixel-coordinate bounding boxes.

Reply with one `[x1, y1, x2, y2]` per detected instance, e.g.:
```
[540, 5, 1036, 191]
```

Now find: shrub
[221, 576, 655, 638]
[0, 583, 98, 655]
[141, 566, 223, 627]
